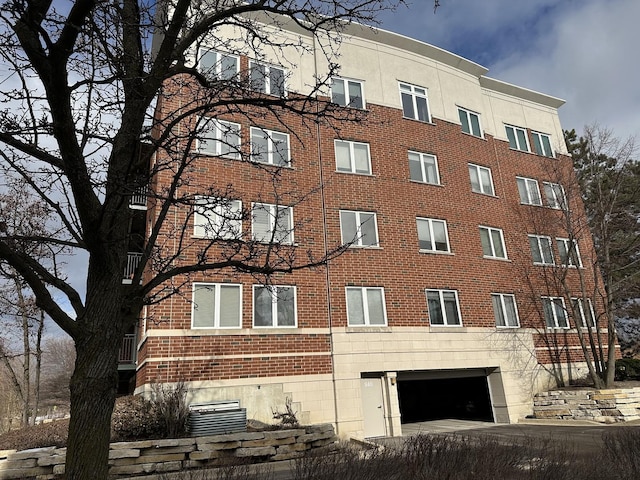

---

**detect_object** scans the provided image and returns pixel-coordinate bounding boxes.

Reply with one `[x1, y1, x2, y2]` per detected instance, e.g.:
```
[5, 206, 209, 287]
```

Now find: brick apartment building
[121, 17, 606, 438]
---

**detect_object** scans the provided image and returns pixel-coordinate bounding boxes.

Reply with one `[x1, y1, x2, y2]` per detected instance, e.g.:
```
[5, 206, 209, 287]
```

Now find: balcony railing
[123, 252, 143, 284]
[119, 334, 137, 364]
[129, 185, 148, 210]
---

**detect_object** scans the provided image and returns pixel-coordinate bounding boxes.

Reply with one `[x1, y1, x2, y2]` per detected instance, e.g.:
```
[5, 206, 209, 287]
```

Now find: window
[479, 226, 507, 259]
[458, 107, 482, 137]
[417, 218, 450, 253]
[249, 62, 285, 96]
[543, 182, 566, 209]
[516, 177, 542, 206]
[532, 131, 554, 157]
[528, 235, 554, 265]
[335, 140, 371, 174]
[505, 125, 530, 152]
[198, 49, 239, 81]
[542, 296, 569, 329]
[346, 287, 387, 326]
[492, 293, 520, 328]
[192, 283, 242, 328]
[399, 82, 430, 122]
[468, 163, 495, 195]
[253, 286, 296, 327]
[340, 210, 379, 247]
[252, 203, 293, 244]
[426, 289, 462, 326]
[197, 119, 241, 159]
[331, 77, 364, 109]
[250, 127, 290, 167]
[572, 298, 595, 328]
[194, 197, 242, 239]
[557, 238, 582, 267]
[408, 151, 440, 185]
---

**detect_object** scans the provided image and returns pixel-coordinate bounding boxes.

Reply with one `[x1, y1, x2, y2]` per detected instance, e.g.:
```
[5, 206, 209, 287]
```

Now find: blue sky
[377, 0, 640, 141]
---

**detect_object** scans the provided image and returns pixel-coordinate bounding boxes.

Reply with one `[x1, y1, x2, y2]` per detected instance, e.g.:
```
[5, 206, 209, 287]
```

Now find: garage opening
[397, 371, 494, 423]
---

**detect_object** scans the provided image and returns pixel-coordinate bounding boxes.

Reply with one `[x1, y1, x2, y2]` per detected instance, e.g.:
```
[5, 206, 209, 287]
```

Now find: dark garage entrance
[398, 371, 494, 423]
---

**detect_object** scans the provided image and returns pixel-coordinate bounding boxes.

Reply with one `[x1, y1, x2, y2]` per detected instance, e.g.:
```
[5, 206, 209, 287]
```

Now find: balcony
[118, 333, 137, 366]
[123, 252, 143, 284]
[129, 185, 148, 210]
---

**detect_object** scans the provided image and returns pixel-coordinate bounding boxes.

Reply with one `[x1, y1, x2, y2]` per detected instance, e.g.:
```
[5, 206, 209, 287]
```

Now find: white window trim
[408, 150, 440, 185]
[192, 282, 242, 329]
[196, 118, 241, 159]
[505, 124, 530, 152]
[399, 82, 431, 122]
[426, 289, 462, 327]
[194, 197, 242, 240]
[572, 297, 596, 328]
[345, 286, 388, 326]
[250, 127, 291, 167]
[529, 234, 554, 265]
[249, 61, 286, 96]
[479, 226, 507, 259]
[339, 210, 379, 248]
[468, 163, 495, 196]
[543, 182, 567, 210]
[252, 285, 297, 328]
[492, 293, 520, 328]
[516, 176, 542, 206]
[251, 202, 294, 245]
[417, 217, 450, 253]
[542, 296, 569, 329]
[557, 237, 582, 268]
[198, 48, 239, 80]
[331, 77, 365, 109]
[334, 139, 372, 175]
[458, 106, 483, 138]
[532, 131, 554, 158]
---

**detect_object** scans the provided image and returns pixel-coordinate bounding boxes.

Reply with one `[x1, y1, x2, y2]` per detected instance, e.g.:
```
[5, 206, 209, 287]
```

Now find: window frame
[334, 140, 372, 175]
[345, 287, 388, 326]
[416, 217, 450, 253]
[339, 210, 379, 248]
[557, 237, 582, 267]
[505, 125, 530, 152]
[491, 293, 520, 328]
[194, 197, 243, 240]
[532, 131, 554, 157]
[399, 82, 431, 122]
[468, 163, 495, 196]
[516, 176, 542, 206]
[528, 234, 554, 265]
[542, 296, 569, 329]
[197, 119, 241, 159]
[252, 285, 297, 328]
[543, 182, 567, 210]
[331, 77, 365, 109]
[249, 61, 286, 97]
[408, 151, 440, 185]
[572, 297, 596, 328]
[250, 127, 291, 167]
[251, 202, 294, 245]
[458, 107, 483, 138]
[479, 226, 507, 259]
[192, 282, 243, 329]
[198, 48, 240, 81]
[426, 289, 462, 326]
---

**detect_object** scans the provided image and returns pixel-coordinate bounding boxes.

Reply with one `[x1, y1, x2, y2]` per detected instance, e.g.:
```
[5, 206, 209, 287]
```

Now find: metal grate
[188, 400, 247, 436]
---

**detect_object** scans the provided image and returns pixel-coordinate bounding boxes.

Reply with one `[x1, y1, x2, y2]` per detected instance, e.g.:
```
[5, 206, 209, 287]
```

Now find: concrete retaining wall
[0, 424, 336, 479]
[533, 387, 640, 423]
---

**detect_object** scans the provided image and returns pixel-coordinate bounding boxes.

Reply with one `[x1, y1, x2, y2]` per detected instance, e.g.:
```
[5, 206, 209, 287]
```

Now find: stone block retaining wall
[0, 424, 336, 479]
[533, 387, 640, 423]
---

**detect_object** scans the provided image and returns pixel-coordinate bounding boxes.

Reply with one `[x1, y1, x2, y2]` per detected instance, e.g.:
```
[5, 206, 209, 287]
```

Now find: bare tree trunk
[15, 277, 31, 426]
[34, 310, 44, 424]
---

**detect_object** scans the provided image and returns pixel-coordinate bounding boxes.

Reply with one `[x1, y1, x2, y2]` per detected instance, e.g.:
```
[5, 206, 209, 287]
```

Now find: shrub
[150, 381, 189, 438]
[111, 395, 162, 441]
[615, 358, 640, 381]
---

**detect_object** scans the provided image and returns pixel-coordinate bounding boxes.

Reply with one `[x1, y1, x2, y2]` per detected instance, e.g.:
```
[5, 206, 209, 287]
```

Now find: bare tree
[0, 1, 404, 478]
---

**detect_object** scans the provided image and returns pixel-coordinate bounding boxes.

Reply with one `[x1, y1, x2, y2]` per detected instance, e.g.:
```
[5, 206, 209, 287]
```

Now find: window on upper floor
[417, 218, 450, 253]
[399, 82, 430, 122]
[505, 125, 530, 152]
[529, 234, 554, 265]
[542, 296, 569, 329]
[249, 61, 285, 96]
[468, 163, 495, 196]
[408, 151, 440, 185]
[331, 77, 364, 109]
[426, 289, 462, 326]
[572, 298, 595, 328]
[198, 49, 239, 81]
[340, 210, 379, 247]
[252, 203, 293, 244]
[492, 293, 520, 328]
[335, 140, 371, 174]
[557, 238, 582, 267]
[346, 287, 387, 326]
[532, 131, 554, 157]
[479, 226, 507, 259]
[516, 177, 542, 206]
[543, 182, 567, 210]
[194, 197, 242, 240]
[253, 285, 296, 327]
[197, 119, 241, 159]
[250, 127, 291, 167]
[192, 283, 242, 328]
[458, 107, 482, 137]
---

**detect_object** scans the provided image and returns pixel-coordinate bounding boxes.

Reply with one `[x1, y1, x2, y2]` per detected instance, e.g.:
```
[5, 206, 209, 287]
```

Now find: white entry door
[361, 377, 386, 438]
